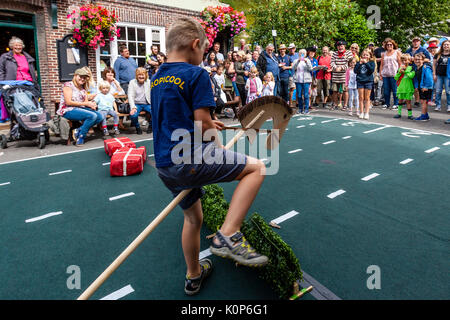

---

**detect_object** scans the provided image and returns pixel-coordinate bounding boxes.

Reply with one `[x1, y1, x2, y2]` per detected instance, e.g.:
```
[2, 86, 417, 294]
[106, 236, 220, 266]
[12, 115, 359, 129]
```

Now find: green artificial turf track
[0, 115, 449, 300]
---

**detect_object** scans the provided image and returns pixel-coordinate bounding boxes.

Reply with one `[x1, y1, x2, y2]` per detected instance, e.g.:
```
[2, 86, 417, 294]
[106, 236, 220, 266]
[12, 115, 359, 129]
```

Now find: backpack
[12, 89, 40, 115]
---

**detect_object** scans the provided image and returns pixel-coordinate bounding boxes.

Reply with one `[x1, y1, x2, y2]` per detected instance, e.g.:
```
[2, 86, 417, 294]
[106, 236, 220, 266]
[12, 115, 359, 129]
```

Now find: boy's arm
[194, 107, 224, 148]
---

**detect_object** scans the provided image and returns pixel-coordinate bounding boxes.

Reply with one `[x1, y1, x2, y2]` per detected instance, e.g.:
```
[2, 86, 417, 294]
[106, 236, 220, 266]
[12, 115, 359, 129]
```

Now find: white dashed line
[327, 189, 346, 199]
[25, 211, 63, 223]
[109, 192, 135, 201]
[0, 182, 11, 186]
[100, 285, 135, 300]
[321, 119, 339, 123]
[288, 149, 303, 154]
[443, 141, 450, 146]
[322, 140, 336, 145]
[342, 136, 352, 140]
[361, 173, 380, 181]
[363, 126, 390, 134]
[271, 210, 300, 225]
[296, 125, 305, 128]
[425, 147, 440, 153]
[102, 162, 110, 166]
[400, 158, 414, 165]
[309, 123, 316, 126]
[49, 169, 72, 176]
[148, 154, 154, 157]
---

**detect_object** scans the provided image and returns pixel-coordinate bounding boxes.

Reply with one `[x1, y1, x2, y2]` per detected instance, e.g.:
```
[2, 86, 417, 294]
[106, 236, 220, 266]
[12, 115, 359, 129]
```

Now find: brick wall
[2, 0, 200, 114]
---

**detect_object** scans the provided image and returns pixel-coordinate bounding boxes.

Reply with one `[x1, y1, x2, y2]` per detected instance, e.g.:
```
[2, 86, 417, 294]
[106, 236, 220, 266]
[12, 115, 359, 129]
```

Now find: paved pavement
[0, 103, 449, 164]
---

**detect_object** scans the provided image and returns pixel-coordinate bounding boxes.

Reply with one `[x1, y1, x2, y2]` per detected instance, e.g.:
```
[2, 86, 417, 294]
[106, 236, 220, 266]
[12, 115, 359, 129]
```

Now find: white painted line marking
[342, 136, 352, 140]
[271, 210, 300, 225]
[109, 192, 135, 201]
[49, 169, 72, 176]
[425, 147, 440, 153]
[25, 211, 63, 223]
[327, 189, 346, 199]
[102, 162, 110, 166]
[288, 149, 302, 154]
[0, 152, 4, 157]
[363, 126, 390, 134]
[100, 285, 135, 300]
[400, 158, 414, 165]
[309, 123, 316, 126]
[260, 132, 268, 135]
[322, 140, 336, 145]
[0, 182, 11, 186]
[321, 119, 339, 123]
[296, 125, 305, 128]
[148, 154, 154, 157]
[361, 173, 380, 181]
[443, 141, 450, 146]
[199, 248, 211, 260]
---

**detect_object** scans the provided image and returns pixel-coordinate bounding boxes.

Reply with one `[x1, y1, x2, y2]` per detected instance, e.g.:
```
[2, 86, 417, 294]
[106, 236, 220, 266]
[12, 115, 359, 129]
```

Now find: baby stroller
[0, 80, 50, 149]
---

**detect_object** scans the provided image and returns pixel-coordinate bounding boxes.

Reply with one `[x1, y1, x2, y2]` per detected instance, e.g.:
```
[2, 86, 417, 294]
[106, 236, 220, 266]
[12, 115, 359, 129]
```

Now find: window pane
[128, 27, 136, 41]
[137, 28, 145, 42]
[152, 30, 160, 41]
[118, 27, 126, 40]
[128, 42, 137, 56]
[100, 41, 111, 55]
[100, 57, 111, 72]
[137, 57, 146, 67]
[138, 42, 146, 56]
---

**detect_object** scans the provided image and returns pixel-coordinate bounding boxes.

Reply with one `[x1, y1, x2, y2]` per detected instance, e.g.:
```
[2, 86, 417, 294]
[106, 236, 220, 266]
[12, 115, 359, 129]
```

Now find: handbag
[117, 102, 130, 114]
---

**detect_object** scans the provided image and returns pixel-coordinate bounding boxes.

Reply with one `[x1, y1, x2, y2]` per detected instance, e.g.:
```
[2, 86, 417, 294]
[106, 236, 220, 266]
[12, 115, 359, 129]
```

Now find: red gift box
[110, 146, 147, 177]
[104, 137, 136, 157]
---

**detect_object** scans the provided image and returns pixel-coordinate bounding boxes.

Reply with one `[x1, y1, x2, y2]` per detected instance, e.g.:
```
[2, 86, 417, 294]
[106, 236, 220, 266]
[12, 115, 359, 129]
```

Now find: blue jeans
[279, 77, 290, 102]
[130, 104, 152, 128]
[63, 107, 104, 137]
[295, 83, 310, 112]
[383, 77, 398, 106]
[435, 75, 450, 109]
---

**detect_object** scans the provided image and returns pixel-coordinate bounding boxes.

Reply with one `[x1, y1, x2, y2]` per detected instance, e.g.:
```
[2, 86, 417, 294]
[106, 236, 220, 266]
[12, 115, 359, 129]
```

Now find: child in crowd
[355, 49, 375, 120]
[213, 65, 228, 103]
[346, 58, 359, 116]
[394, 54, 415, 119]
[150, 17, 268, 296]
[243, 53, 255, 82]
[94, 81, 120, 135]
[413, 53, 434, 121]
[309, 81, 318, 110]
[245, 66, 262, 104]
[261, 72, 275, 96]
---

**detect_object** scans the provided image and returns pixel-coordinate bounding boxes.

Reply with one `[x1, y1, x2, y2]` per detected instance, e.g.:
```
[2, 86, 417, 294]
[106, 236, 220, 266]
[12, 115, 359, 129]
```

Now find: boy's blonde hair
[265, 72, 274, 81]
[400, 53, 411, 64]
[166, 17, 209, 53]
[98, 81, 111, 90]
[250, 66, 258, 75]
[245, 53, 252, 61]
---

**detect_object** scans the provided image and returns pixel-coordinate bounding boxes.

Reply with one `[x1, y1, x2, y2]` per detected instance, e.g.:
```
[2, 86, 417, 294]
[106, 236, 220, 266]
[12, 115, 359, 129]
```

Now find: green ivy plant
[201, 184, 302, 299]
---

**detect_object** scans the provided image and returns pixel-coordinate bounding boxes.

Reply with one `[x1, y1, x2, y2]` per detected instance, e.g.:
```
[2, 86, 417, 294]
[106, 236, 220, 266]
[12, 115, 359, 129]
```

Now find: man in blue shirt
[287, 43, 299, 105]
[113, 46, 138, 94]
[257, 44, 280, 96]
[406, 36, 432, 106]
[277, 44, 291, 102]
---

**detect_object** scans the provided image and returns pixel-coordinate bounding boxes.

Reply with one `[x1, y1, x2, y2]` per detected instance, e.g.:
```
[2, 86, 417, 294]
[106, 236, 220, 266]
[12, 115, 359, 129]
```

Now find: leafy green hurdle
[201, 184, 302, 299]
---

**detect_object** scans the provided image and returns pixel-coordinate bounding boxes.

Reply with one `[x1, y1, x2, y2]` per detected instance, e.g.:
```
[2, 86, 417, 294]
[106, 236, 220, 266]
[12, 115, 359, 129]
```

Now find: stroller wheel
[0, 134, 7, 149]
[38, 133, 46, 149]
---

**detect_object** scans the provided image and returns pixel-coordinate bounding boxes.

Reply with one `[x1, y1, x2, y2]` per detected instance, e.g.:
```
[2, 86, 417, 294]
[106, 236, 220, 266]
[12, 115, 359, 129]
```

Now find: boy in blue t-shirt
[94, 82, 120, 135]
[151, 17, 268, 295]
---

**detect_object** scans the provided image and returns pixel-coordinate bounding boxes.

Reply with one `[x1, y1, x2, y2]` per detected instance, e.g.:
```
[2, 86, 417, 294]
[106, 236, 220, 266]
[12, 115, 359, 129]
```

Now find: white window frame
[96, 22, 165, 82]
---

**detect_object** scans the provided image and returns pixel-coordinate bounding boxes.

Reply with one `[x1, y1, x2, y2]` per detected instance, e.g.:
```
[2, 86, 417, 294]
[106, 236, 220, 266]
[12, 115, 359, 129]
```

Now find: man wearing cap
[406, 37, 432, 106]
[330, 40, 353, 109]
[277, 44, 291, 102]
[287, 43, 299, 105]
[373, 42, 386, 105]
[426, 42, 439, 107]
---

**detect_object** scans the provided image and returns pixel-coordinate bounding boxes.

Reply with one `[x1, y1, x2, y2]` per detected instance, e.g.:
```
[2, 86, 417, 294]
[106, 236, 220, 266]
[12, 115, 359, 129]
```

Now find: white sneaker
[359, 113, 364, 119]
[348, 111, 353, 116]
[434, 107, 441, 111]
[382, 105, 389, 110]
[364, 113, 370, 120]
[392, 105, 398, 110]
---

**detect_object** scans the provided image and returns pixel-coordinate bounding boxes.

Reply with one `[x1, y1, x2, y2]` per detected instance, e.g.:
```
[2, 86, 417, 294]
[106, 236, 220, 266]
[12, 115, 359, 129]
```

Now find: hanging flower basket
[67, 5, 120, 50]
[198, 6, 247, 49]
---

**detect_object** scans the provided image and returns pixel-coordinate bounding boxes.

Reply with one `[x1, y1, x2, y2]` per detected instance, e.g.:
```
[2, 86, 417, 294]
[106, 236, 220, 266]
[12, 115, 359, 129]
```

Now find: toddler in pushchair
[0, 80, 50, 149]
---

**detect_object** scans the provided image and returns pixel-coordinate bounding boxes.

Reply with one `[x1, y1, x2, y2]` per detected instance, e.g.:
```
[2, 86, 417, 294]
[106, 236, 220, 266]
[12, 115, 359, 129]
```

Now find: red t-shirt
[316, 55, 331, 80]
[14, 54, 33, 81]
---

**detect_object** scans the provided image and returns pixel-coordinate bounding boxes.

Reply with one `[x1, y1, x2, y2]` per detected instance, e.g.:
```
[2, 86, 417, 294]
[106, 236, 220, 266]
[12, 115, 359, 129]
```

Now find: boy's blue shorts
[157, 143, 247, 210]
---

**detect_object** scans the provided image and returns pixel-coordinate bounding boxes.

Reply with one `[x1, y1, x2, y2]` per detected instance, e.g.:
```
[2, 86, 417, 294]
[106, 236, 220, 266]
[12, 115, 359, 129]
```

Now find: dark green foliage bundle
[201, 184, 302, 299]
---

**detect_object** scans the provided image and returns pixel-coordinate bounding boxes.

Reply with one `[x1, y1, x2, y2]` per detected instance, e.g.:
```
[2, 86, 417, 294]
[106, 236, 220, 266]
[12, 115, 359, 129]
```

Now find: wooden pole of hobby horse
[77, 110, 265, 300]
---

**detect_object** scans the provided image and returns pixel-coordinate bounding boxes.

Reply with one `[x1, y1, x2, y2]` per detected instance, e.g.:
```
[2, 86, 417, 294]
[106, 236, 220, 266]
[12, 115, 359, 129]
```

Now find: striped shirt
[331, 50, 353, 83]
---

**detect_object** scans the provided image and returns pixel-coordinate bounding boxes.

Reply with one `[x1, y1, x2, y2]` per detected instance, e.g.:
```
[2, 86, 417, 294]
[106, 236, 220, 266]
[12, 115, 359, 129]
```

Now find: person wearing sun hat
[58, 67, 104, 146]
[277, 44, 291, 102]
[287, 43, 299, 104]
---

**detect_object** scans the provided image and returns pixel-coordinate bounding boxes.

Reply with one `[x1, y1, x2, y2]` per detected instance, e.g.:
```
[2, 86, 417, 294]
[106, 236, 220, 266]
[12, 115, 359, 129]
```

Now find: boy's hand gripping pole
[77, 110, 265, 300]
